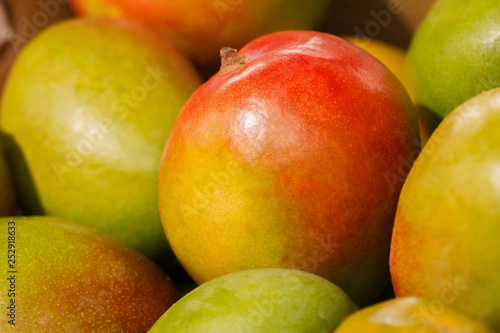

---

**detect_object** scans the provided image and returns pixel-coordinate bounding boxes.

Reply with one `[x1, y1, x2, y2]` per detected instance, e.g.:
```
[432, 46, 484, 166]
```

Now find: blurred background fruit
[69, 0, 330, 74]
[0, 17, 202, 263]
[406, 0, 500, 119]
[159, 31, 420, 307]
[0, 216, 179, 332]
[393, 0, 436, 33]
[390, 87, 500, 330]
[320, 0, 436, 50]
[149, 268, 356, 333]
[335, 297, 494, 332]
[0, 0, 73, 91]
[0, 148, 16, 216]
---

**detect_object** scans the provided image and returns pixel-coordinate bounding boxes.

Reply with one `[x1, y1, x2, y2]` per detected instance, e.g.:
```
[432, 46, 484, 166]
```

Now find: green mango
[149, 268, 356, 333]
[0, 18, 202, 262]
[407, 0, 500, 118]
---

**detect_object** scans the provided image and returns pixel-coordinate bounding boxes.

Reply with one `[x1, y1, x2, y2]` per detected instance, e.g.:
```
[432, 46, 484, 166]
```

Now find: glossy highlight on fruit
[343, 36, 434, 144]
[159, 30, 420, 306]
[344, 36, 415, 102]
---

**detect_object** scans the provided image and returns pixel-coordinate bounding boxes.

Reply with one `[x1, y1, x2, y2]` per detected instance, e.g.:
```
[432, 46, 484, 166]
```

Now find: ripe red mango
[159, 31, 419, 306]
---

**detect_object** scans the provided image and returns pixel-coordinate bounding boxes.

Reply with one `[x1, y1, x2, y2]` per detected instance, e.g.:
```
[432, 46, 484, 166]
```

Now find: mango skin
[159, 31, 420, 306]
[406, 0, 500, 118]
[344, 36, 415, 102]
[149, 268, 356, 333]
[335, 297, 494, 333]
[343, 36, 436, 144]
[69, 0, 330, 65]
[0, 150, 16, 216]
[390, 88, 500, 331]
[0, 18, 201, 261]
[0, 216, 179, 332]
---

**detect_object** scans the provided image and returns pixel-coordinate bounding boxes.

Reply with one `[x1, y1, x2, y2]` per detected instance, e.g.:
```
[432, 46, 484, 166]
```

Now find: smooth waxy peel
[390, 87, 500, 331]
[407, 0, 500, 118]
[0, 18, 202, 262]
[159, 31, 420, 306]
[149, 268, 356, 333]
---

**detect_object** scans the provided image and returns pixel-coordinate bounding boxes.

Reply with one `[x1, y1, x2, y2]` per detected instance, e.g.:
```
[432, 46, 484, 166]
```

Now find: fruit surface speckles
[160, 31, 419, 306]
[0, 216, 178, 332]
